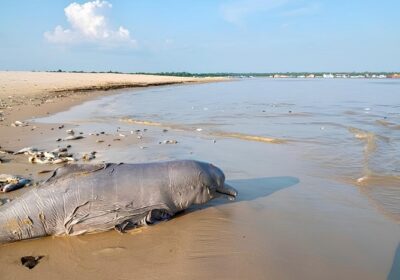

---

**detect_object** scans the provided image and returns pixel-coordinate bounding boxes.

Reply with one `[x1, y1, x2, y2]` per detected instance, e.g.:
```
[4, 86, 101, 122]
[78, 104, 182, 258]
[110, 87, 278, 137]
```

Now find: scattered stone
[196, 128, 203, 132]
[113, 138, 121, 141]
[21, 256, 44, 270]
[66, 129, 75, 135]
[96, 139, 104, 143]
[22, 148, 76, 165]
[44, 152, 56, 159]
[11, 120, 28, 127]
[162, 129, 168, 133]
[119, 133, 126, 137]
[159, 140, 178, 144]
[82, 151, 96, 161]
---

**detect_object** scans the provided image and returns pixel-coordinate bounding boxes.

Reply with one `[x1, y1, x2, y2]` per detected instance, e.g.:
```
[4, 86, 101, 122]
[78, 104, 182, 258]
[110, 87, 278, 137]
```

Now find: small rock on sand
[21, 256, 44, 270]
[159, 140, 178, 144]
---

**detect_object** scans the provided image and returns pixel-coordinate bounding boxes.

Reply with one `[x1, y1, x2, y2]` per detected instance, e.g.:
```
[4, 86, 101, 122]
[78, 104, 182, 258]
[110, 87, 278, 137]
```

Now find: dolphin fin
[44, 163, 110, 184]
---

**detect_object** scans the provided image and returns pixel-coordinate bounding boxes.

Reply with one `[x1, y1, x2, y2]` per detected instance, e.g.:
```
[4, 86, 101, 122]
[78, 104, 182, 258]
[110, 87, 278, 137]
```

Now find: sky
[0, 0, 399, 72]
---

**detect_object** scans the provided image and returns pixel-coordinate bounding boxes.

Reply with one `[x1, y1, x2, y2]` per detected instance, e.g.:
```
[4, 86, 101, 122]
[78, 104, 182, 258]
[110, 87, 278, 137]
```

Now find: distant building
[388, 74, 400, 79]
[323, 73, 334, 78]
[306, 74, 315, 78]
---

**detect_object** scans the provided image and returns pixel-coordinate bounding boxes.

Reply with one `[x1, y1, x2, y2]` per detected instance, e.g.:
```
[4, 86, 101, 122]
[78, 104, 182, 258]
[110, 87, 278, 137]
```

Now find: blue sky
[0, 0, 399, 72]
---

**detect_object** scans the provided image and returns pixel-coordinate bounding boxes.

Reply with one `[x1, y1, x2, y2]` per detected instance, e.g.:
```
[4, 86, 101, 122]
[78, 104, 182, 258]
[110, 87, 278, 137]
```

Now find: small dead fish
[14, 147, 39, 155]
[29, 157, 51, 164]
[1, 178, 31, 192]
[0, 149, 14, 154]
[63, 135, 84, 141]
[51, 147, 68, 153]
[53, 158, 68, 164]
[57, 152, 73, 158]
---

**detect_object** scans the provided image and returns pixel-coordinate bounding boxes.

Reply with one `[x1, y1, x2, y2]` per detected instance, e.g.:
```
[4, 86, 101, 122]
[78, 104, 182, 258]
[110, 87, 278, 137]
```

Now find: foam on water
[120, 117, 286, 144]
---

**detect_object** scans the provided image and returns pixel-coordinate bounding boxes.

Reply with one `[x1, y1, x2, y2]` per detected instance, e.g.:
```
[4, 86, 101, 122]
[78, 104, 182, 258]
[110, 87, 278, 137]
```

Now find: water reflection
[388, 242, 400, 280]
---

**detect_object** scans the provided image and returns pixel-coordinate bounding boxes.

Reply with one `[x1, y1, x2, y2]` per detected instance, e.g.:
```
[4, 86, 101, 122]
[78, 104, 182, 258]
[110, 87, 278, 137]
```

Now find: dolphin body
[0, 160, 237, 244]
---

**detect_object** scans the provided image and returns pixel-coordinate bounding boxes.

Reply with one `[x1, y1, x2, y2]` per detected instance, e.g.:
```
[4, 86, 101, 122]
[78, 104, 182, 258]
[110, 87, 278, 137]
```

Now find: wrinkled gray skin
[0, 160, 237, 244]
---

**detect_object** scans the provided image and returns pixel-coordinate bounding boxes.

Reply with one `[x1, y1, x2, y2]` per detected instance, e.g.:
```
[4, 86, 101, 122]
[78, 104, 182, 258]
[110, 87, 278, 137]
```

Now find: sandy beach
[0, 71, 226, 178]
[0, 74, 399, 280]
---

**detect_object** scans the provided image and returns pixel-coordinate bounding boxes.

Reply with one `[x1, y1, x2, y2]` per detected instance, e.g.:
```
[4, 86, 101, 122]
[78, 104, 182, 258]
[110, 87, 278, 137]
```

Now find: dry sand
[0, 72, 399, 280]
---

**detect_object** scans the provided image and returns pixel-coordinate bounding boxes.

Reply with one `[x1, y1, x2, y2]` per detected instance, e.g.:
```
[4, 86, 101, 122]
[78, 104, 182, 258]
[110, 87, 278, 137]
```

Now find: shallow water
[8, 78, 398, 279]
[39, 78, 400, 221]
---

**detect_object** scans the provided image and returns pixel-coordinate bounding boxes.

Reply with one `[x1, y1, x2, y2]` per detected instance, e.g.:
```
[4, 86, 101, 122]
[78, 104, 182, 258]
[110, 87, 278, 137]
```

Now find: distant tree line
[46, 70, 398, 77]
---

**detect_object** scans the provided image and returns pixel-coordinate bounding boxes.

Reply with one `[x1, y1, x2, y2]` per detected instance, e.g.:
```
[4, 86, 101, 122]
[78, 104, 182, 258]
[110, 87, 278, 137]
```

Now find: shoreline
[0, 71, 228, 185]
[0, 71, 227, 120]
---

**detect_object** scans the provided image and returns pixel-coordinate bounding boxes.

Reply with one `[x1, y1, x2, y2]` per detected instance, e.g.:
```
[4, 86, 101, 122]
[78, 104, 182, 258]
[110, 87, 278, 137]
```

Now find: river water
[40, 78, 400, 221]
[29, 78, 400, 279]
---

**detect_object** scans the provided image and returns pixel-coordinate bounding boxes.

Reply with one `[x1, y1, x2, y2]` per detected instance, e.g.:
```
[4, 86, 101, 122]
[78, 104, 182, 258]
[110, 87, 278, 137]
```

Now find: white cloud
[221, 0, 288, 25]
[44, 0, 136, 47]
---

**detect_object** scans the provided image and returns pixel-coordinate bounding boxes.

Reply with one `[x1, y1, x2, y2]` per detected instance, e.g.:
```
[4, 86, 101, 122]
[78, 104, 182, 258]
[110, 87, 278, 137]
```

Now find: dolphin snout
[216, 183, 238, 201]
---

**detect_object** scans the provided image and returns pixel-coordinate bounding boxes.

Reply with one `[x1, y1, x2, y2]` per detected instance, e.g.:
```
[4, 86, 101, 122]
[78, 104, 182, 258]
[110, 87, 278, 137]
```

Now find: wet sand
[0, 76, 399, 280]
